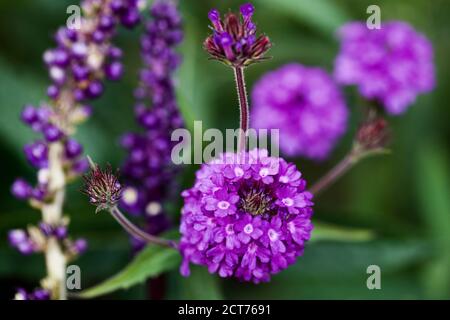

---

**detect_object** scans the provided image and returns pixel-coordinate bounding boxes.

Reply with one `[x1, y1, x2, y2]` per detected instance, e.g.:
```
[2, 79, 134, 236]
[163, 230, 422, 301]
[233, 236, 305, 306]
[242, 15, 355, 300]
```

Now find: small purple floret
[11, 179, 32, 200]
[240, 3, 255, 19]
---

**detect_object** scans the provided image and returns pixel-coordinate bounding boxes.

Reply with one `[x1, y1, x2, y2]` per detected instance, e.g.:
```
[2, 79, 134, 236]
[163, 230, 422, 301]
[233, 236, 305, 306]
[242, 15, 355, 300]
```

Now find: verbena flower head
[334, 21, 435, 115]
[251, 64, 348, 160]
[179, 149, 313, 283]
[204, 2, 271, 67]
[83, 163, 123, 212]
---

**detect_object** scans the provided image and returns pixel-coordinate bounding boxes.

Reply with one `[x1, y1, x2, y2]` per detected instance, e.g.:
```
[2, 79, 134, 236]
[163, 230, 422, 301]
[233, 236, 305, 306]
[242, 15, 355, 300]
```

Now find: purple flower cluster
[9, 0, 139, 298]
[204, 3, 271, 67]
[120, 0, 183, 238]
[8, 225, 87, 256]
[251, 64, 348, 160]
[12, 106, 87, 202]
[12, 0, 141, 204]
[46, 0, 140, 101]
[14, 288, 51, 300]
[179, 149, 313, 283]
[8, 229, 38, 255]
[334, 21, 435, 115]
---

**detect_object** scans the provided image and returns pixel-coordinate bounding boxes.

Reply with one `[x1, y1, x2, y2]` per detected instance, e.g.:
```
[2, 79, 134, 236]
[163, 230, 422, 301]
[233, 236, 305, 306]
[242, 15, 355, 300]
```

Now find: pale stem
[42, 142, 67, 300]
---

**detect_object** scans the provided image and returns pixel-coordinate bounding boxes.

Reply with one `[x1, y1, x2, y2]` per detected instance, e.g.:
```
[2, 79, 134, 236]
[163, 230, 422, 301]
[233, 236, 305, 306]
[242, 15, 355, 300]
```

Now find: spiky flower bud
[356, 117, 390, 151]
[204, 3, 271, 67]
[83, 163, 123, 213]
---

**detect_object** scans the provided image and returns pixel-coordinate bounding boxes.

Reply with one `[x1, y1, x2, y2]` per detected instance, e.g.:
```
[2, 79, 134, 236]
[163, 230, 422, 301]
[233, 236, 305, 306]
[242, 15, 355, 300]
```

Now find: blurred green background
[0, 0, 449, 299]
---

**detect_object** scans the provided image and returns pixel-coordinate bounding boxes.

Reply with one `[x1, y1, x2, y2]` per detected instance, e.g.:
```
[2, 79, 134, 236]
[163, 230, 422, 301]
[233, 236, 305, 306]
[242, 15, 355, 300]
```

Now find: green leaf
[224, 239, 430, 299]
[176, 7, 214, 128]
[311, 221, 374, 243]
[179, 265, 224, 300]
[176, 90, 196, 133]
[79, 232, 181, 298]
[0, 58, 44, 156]
[416, 140, 450, 298]
[416, 141, 450, 249]
[258, 0, 349, 36]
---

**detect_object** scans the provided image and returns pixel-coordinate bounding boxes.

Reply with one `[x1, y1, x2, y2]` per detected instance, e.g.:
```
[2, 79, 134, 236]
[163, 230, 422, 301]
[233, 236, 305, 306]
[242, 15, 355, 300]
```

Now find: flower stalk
[309, 151, 356, 196]
[234, 66, 250, 152]
[83, 158, 177, 250]
[204, 3, 271, 153]
[42, 142, 67, 299]
[109, 206, 177, 249]
[310, 147, 390, 196]
[310, 115, 390, 196]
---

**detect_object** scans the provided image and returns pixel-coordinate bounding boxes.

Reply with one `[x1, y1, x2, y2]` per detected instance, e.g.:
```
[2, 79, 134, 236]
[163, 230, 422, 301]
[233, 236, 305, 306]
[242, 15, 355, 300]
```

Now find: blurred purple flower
[251, 64, 348, 160]
[71, 238, 88, 255]
[12, 0, 141, 204]
[334, 21, 435, 114]
[14, 288, 50, 300]
[120, 0, 184, 247]
[8, 229, 37, 255]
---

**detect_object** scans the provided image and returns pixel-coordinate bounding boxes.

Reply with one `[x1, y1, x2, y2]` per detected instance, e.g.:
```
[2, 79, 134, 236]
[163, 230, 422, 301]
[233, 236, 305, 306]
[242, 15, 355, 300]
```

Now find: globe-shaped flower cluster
[251, 64, 348, 160]
[179, 149, 313, 283]
[334, 21, 435, 114]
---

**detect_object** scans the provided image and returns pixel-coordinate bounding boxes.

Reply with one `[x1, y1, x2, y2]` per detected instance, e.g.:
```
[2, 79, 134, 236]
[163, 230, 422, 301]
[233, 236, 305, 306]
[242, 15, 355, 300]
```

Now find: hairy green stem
[233, 66, 249, 153]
